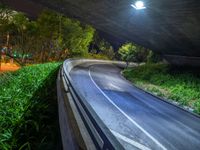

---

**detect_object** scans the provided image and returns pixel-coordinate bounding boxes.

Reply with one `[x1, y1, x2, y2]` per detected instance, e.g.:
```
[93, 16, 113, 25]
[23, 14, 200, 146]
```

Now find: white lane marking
[110, 129, 151, 150]
[88, 67, 167, 150]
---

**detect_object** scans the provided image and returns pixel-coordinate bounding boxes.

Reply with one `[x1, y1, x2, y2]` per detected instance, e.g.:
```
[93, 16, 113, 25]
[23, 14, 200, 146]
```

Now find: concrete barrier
[63, 58, 136, 77]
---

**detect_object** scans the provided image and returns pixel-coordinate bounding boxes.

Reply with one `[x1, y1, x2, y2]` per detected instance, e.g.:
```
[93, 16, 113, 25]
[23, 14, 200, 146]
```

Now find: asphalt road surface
[69, 62, 200, 150]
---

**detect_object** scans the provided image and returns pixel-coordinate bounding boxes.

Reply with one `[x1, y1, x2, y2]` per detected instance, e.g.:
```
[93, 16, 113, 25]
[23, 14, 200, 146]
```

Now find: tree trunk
[126, 61, 129, 68]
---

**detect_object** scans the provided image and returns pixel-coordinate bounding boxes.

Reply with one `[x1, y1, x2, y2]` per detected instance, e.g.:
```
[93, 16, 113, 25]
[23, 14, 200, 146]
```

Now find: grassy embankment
[123, 64, 200, 114]
[0, 62, 62, 150]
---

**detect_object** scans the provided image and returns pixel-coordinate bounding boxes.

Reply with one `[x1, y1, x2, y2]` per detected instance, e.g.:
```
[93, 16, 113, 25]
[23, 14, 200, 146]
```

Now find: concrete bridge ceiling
[1, 0, 200, 64]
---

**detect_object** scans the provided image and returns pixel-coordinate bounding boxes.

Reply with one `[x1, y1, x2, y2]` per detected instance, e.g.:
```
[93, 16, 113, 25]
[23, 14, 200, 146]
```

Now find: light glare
[136, 1, 144, 8]
[131, 1, 146, 10]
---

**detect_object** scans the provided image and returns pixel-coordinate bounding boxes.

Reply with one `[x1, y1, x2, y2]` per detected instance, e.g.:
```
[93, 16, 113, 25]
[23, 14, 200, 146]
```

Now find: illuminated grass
[0, 62, 61, 150]
[123, 64, 200, 114]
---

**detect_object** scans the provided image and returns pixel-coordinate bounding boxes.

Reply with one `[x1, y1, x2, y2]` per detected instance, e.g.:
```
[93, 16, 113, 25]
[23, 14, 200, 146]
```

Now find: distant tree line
[118, 42, 162, 67]
[0, 5, 101, 64]
[0, 4, 161, 65]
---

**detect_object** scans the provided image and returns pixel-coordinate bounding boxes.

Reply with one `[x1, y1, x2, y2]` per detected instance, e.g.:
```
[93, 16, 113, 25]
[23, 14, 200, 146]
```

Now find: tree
[0, 6, 96, 64]
[36, 10, 95, 60]
[147, 50, 162, 63]
[118, 42, 137, 67]
[36, 10, 61, 62]
[62, 18, 95, 57]
[90, 33, 115, 59]
[12, 12, 30, 62]
[0, 5, 16, 68]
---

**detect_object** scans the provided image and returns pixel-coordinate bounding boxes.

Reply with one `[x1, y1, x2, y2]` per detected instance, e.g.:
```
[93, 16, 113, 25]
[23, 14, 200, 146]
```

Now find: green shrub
[123, 64, 200, 114]
[147, 50, 162, 63]
[85, 53, 110, 60]
[0, 62, 61, 149]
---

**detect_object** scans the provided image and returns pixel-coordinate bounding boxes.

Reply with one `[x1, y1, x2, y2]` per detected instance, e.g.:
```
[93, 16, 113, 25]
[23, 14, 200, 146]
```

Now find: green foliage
[0, 5, 15, 30]
[0, 62, 61, 149]
[36, 10, 95, 60]
[13, 12, 29, 30]
[37, 10, 60, 38]
[123, 64, 200, 114]
[118, 42, 137, 65]
[0, 7, 96, 63]
[90, 33, 115, 59]
[86, 53, 110, 60]
[66, 23, 95, 57]
[147, 50, 162, 63]
[118, 42, 162, 64]
[1, 6, 117, 63]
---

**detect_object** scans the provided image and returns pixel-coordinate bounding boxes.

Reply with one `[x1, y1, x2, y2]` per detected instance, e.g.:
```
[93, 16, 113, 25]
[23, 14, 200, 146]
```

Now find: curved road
[69, 62, 200, 150]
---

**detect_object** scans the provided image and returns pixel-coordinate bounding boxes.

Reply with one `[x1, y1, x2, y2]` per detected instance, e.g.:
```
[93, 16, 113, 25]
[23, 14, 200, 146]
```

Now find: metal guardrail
[58, 59, 124, 150]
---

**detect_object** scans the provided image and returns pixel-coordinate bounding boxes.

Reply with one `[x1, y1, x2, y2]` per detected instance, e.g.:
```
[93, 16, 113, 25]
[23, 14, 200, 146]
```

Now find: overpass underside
[1, 0, 200, 66]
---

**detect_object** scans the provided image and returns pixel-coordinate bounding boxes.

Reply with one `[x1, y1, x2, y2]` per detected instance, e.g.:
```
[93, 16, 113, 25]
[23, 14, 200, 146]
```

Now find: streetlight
[131, 1, 146, 10]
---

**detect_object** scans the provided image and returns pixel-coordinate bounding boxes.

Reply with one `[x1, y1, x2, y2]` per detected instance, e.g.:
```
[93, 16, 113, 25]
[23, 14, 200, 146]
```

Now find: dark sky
[0, 0, 43, 18]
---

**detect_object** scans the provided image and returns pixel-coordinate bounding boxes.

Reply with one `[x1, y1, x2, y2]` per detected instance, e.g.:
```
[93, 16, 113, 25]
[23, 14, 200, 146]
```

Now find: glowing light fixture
[131, 1, 146, 10]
